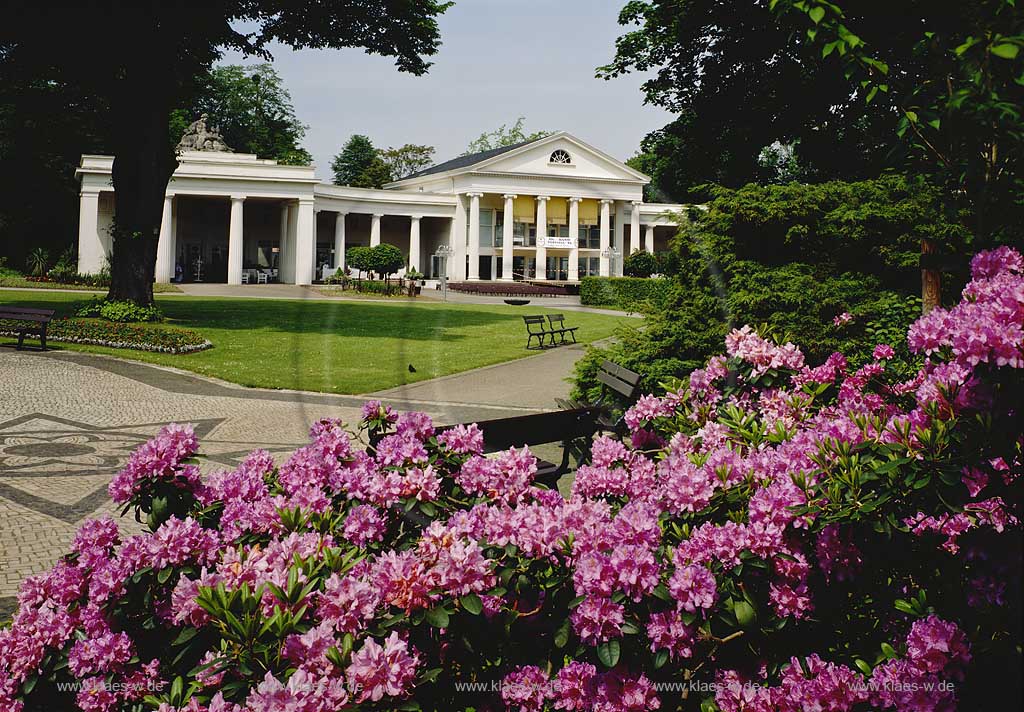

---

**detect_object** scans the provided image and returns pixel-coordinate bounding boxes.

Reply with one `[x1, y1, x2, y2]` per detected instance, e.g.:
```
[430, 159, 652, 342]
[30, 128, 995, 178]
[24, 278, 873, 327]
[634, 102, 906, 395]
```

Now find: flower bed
[0, 248, 1021, 712]
[0, 317, 211, 354]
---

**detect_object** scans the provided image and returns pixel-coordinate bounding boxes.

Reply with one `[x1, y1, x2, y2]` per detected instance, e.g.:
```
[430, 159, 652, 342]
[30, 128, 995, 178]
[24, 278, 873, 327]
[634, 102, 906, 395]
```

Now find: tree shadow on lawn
[157, 297, 514, 342]
[1, 293, 515, 342]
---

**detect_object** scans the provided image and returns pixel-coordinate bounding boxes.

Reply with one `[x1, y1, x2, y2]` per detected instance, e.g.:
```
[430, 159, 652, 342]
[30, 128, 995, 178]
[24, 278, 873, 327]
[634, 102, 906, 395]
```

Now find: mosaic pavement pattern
[0, 349, 542, 619]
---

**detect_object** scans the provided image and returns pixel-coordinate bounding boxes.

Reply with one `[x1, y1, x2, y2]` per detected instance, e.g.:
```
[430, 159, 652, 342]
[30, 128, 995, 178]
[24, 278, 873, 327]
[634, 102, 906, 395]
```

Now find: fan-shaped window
[549, 149, 571, 164]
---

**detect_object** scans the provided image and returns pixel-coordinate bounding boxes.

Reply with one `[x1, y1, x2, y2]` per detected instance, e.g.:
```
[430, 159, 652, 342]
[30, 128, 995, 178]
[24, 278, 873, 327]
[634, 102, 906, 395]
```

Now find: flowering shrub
[1, 248, 1021, 712]
[0, 318, 212, 354]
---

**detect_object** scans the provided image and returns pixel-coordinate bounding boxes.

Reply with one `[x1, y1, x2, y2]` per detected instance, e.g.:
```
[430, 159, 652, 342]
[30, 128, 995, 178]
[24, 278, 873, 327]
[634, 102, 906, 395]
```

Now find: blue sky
[219, 0, 672, 179]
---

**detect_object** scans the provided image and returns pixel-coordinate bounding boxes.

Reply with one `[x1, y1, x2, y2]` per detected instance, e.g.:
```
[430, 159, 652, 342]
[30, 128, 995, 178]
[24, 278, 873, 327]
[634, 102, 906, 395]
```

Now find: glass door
[546, 256, 569, 281]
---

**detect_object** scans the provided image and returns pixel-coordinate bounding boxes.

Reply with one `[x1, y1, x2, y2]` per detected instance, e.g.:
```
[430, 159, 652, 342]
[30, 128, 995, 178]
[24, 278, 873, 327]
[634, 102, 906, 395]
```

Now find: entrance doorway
[176, 197, 229, 282]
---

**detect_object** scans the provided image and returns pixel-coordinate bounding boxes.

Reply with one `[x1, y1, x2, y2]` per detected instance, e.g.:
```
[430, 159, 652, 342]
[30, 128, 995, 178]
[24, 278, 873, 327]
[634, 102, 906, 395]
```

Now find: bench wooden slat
[601, 359, 642, 387]
[437, 406, 600, 487]
[0, 314, 51, 323]
[596, 369, 638, 398]
[470, 407, 598, 451]
[0, 306, 56, 314]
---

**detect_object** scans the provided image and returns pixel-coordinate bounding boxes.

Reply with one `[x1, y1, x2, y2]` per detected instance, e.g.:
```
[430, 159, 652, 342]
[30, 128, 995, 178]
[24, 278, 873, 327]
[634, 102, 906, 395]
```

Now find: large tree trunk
[105, 16, 179, 306]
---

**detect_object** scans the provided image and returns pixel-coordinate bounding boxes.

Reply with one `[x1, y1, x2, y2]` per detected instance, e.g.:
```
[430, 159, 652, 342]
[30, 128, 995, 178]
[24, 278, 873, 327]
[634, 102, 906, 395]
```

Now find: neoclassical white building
[76, 132, 685, 285]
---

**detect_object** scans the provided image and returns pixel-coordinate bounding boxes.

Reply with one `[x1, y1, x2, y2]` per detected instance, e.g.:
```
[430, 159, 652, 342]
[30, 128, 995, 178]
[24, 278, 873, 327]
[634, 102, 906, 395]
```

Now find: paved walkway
[0, 341, 590, 618]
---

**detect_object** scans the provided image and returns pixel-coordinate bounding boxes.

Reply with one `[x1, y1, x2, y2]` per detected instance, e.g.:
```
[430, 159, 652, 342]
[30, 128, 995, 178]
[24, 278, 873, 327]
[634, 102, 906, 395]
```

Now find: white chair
[240, 271, 250, 284]
[257, 271, 269, 284]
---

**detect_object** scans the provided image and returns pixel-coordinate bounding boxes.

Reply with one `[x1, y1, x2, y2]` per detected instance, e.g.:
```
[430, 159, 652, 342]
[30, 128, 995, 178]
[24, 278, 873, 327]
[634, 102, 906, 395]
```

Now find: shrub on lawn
[1, 247, 1020, 711]
[0, 318, 211, 353]
[580, 275, 675, 311]
[77, 298, 163, 323]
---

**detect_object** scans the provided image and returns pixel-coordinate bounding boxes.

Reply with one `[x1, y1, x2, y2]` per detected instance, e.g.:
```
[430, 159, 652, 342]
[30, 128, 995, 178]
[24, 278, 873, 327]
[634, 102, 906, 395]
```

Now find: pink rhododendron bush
[2, 247, 1022, 712]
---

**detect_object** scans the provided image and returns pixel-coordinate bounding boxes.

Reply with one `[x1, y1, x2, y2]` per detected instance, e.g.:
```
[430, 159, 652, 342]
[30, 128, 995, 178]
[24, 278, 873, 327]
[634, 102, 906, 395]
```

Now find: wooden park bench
[546, 313, 579, 345]
[523, 315, 554, 349]
[557, 359, 642, 436]
[523, 314, 580, 349]
[439, 406, 602, 487]
[0, 306, 55, 351]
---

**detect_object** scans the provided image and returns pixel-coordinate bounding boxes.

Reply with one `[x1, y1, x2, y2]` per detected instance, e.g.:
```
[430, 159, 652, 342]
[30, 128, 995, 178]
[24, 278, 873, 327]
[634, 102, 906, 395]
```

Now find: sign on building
[538, 236, 576, 249]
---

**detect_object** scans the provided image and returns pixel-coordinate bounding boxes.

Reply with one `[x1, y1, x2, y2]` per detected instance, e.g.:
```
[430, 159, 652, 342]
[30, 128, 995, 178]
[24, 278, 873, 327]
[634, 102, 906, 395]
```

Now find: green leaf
[424, 606, 450, 628]
[991, 43, 1020, 59]
[460, 593, 483, 615]
[597, 639, 621, 668]
[734, 600, 756, 627]
[808, 6, 825, 23]
[894, 599, 917, 615]
[157, 567, 173, 585]
[22, 673, 38, 696]
[854, 658, 872, 675]
[881, 642, 897, 659]
[554, 618, 571, 649]
[653, 649, 669, 669]
[171, 627, 198, 646]
[420, 667, 443, 684]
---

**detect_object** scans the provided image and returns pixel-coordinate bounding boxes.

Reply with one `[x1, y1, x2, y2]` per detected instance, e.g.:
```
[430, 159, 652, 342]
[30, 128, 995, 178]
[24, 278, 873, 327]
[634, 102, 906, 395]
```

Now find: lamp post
[601, 247, 622, 277]
[433, 245, 454, 301]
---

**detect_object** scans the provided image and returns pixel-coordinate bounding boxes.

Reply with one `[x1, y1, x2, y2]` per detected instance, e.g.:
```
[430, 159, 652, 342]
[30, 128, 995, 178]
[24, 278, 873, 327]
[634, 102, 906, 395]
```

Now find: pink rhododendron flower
[345, 632, 419, 703]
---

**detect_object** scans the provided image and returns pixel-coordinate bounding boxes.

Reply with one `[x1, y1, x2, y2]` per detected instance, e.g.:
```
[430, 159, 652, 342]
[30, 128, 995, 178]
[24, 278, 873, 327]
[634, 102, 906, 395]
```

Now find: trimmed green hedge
[0, 318, 211, 353]
[579, 276, 675, 310]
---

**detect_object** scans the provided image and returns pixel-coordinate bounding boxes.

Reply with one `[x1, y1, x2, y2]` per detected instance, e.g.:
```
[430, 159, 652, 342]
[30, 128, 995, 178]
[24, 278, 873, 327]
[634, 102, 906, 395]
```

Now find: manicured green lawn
[0, 290, 628, 394]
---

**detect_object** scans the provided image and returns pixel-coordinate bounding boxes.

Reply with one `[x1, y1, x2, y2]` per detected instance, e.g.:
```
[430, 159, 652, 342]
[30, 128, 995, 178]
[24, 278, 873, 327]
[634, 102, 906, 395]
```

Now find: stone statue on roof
[176, 113, 232, 153]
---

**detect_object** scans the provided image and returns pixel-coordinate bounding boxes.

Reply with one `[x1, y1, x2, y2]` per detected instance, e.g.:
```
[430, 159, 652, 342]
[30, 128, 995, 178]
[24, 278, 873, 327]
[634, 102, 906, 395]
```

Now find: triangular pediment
[472, 133, 648, 183]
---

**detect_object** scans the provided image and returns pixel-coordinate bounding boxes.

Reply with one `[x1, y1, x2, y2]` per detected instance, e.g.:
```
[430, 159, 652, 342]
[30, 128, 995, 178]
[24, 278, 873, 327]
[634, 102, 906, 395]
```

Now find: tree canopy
[380, 143, 435, 180]
[599, 0, 945, 201]
[170, 64, 312, 166]
[0, 0, 451, 305]
[769, 0, 1024, 245]
[333, 138, 436, 187]
[332, 135, 383, 187]
[463, 117, 551, 155]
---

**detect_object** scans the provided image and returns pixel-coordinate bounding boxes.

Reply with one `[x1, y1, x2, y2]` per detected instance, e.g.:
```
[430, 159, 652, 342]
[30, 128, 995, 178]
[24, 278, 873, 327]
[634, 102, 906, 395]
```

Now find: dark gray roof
[398, 136, 548, 181]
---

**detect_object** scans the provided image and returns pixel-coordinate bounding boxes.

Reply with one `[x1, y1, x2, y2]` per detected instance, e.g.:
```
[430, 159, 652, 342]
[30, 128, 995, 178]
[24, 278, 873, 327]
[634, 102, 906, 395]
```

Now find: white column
[294, 199, 315, 285]
[370, 213, 382, 247]
[599, 199, 612, 276]
[467, 193, 481, 280]
[278, 202, 291, 282]
[77, 191, 103, 274]
[155, 194, 174, 283]
[227, 195, 245, 285]
[333, 212, 347, 271]
[535, 195, 549, 280]
[614, 201, 627, 276]
[568, 197, 580, 281]
[630, 201, 642, 258]
[645, 224, 655, 254]
[284, 201, 296, 282]
[501, 194, 515, 281]
[451, 194, 467, 280]
[409, 215, 422, 272]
